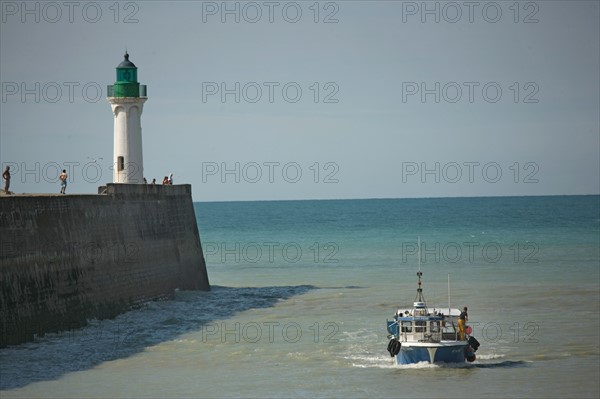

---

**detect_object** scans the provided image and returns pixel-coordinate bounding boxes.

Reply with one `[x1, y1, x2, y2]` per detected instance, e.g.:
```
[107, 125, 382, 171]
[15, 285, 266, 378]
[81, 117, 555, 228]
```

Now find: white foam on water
[476, 353, 506, 360]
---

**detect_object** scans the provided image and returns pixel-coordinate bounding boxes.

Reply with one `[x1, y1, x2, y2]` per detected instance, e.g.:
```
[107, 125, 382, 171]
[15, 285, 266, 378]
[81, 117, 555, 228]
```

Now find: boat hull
[395, 342, 468, 365]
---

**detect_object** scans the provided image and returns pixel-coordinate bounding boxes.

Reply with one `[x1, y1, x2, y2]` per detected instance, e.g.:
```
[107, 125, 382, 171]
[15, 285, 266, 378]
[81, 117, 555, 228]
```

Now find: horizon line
[192, 193, 600, 204]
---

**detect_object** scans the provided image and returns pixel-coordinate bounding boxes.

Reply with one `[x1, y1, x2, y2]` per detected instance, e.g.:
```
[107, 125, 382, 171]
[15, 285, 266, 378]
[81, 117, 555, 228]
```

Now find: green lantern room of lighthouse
[107, 52, 147, 98]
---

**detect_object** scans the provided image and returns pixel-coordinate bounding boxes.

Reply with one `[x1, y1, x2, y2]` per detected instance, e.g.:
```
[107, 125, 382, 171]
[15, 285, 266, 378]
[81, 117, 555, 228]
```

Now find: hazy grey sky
[1, 0, 598, 201]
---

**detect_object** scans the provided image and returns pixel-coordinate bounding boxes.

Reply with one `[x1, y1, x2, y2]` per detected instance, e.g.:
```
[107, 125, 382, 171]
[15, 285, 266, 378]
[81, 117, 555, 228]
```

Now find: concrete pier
[0, 184, 209, 347]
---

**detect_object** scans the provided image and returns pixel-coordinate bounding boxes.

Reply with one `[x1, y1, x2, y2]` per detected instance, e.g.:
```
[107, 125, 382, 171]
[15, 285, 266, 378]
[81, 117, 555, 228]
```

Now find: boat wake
[346, 350, 528, 370]
[346, 354, 399, 369]
[372, 359, 528, 370]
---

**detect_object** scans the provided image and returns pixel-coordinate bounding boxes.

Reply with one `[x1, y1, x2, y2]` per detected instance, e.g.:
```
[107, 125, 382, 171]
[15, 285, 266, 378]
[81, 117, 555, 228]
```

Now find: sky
[1, 0, 599, 202]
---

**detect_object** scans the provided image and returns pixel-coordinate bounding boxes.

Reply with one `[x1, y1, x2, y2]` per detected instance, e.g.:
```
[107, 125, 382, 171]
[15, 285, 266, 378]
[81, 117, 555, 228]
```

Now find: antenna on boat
[448, 273, 451, 316]
[417, 236, 421, 273]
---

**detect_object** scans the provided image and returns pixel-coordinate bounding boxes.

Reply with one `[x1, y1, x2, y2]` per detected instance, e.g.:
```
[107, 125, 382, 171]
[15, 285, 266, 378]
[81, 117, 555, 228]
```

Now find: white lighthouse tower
[107, 52, 147, 183]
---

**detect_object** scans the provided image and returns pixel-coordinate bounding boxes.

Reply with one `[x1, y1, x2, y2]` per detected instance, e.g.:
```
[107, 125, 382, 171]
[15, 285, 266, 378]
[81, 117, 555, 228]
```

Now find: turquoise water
[1, 195, 599, 398]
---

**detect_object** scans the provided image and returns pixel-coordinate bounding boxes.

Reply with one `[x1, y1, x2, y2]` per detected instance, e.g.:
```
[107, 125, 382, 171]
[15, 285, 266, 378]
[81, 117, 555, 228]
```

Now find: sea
[1, 195, 599, 398]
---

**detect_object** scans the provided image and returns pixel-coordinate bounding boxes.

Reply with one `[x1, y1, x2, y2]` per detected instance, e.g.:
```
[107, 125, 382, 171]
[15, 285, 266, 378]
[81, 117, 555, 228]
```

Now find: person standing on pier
[2, 166, 10, 194]
[59, 169, 68, 194]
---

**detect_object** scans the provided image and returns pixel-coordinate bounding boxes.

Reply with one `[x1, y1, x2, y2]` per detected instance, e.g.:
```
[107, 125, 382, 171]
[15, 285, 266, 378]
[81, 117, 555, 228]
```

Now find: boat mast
[415, 236, 426, 303]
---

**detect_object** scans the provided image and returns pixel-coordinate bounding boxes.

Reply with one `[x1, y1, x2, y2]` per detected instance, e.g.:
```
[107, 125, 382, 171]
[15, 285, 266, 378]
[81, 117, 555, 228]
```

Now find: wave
[472, 360, 529, 368]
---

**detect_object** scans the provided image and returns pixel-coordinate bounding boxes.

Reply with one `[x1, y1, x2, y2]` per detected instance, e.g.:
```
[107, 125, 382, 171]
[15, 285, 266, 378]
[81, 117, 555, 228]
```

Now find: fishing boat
[386, 263, 480, 364]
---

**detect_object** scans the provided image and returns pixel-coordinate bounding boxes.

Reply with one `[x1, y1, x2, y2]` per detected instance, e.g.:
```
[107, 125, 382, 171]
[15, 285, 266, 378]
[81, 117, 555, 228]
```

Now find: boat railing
[441, 321, 459, 341]
[441, 332, 459, 341]
[398, 331, 443, 342]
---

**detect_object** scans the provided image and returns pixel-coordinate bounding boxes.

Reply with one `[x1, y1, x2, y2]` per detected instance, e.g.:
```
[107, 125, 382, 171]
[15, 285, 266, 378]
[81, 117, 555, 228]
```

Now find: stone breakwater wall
[0, 184, 210, 347]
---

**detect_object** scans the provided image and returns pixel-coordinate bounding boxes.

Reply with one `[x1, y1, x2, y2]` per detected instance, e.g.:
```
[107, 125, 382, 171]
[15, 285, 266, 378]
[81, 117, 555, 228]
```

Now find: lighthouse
[107, 52, 147, 183]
